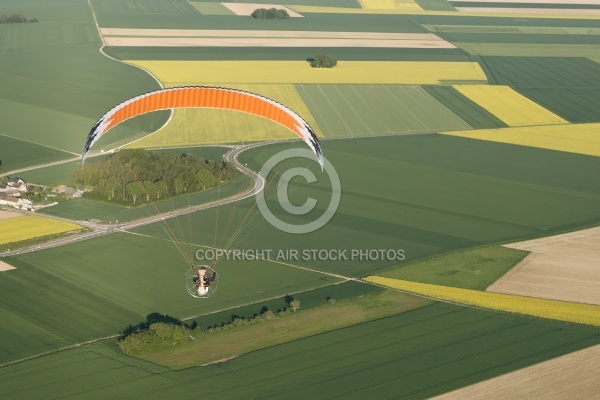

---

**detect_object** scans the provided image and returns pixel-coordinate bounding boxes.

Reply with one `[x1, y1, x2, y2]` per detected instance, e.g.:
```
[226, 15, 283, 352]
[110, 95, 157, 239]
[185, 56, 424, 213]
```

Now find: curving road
[0, 144, 265, 258]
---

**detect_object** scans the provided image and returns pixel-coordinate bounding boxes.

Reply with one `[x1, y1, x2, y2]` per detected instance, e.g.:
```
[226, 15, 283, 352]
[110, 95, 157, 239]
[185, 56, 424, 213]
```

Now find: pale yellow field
[0, 215, 82, 246]
[126, 84, 323, 148]
[359, 0, 422, 10]
[126, 60, 487, 85]
[364, 276, 600, 326]
[453, 85, 568, 126]
[442, 123, 600, 157]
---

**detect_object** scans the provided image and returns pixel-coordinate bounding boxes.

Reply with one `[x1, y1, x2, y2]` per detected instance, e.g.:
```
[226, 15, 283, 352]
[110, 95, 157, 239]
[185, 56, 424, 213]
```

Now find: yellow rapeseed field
[126, 83, 323, 148]
[453, 85, 568, 127]
[359, 0, 422, 10]
[442, 123, 600, 157]
[126, 60, 488, 85]
[364, 276, 600, 326]
[0, 215, 82, 246]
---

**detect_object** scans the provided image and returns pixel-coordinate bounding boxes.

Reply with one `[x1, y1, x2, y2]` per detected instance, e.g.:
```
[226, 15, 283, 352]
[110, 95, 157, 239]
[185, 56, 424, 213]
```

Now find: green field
[514, 87, 600, 123]
[4, 0, 600, 398]
[449, 2, 600, 10]
[0, 0, 165, 165]
[0, 232, 341, 364]
[130, 135, 600, 278]
[378, 245, 529, 289]
[138, 290, 433, 368]
[2, 303, 598, 399]
[416, 0, 457, 11]
[94, 0, 426, 32]
[480, 56, 600, 87]
[6, 134, 599, 366]
[297, 85, 472, 137]
[192, 280, 382, 330]
[456, 43, 600, 57]
[0, 135, 74, 172]
[106, 46, 470, 61]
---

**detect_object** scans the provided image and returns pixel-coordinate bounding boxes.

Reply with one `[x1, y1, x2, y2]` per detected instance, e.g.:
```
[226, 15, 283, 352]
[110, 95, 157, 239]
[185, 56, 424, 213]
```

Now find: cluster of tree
[119, 313, 199, 354]
[0, 14, 38, 23]
[309, 53, 337, 68]
[251, 7, 290, 19]
[75, 149, 237, 205]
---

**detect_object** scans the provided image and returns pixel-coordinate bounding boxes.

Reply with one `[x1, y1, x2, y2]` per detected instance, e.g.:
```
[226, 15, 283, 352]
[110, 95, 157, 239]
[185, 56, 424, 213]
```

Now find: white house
[0, 195, 32, 211]
[8, 178, 27, 193]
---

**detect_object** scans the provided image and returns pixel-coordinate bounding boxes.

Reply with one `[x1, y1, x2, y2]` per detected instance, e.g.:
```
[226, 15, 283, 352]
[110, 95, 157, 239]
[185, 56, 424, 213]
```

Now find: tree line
[118, 297, 301, 354]
[75, 149, 237, 205]
[0, 14, 38, 23]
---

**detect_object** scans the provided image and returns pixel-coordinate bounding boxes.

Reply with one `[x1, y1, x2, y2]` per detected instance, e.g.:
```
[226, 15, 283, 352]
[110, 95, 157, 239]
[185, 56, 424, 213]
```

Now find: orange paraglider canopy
[82, 86, 323, 166]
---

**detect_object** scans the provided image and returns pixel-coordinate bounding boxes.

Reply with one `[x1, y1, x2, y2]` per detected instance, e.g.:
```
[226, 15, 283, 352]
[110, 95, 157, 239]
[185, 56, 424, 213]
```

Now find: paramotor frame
[184, 264, 219, 299]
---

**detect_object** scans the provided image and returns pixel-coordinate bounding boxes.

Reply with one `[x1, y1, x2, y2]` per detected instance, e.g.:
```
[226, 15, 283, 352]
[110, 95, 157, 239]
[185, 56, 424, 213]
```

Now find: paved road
[0, 144, 265, 258]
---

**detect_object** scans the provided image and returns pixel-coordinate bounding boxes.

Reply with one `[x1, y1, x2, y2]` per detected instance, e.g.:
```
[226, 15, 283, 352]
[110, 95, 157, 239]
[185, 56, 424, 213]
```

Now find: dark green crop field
[3, 1, 600, 398]
[480, 56, 600, 87]
[1, 302, 598, 400]
[514, 87, 600, 122]
[105, 46, 470, 62]
[0, 231, 340, 364]
[93, 0, 424, 32]
[423, 85, 508, 129]
[126, 135, 600, 278]
[0, 135, 73, 172]
[450, 1, 600, 10]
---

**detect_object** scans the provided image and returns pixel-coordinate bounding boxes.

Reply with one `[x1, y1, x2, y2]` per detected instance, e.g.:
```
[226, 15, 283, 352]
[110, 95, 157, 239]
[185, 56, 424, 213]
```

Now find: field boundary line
[0, 132, 79, 157]
[0, 334, 119, 369]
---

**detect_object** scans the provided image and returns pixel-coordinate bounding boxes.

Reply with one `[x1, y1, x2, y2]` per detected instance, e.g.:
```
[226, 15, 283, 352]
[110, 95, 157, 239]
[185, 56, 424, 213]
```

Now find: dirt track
[100, 28, 454, 48]
[488, 226, 600, 305]
[432, 344, 600, 400]
[0, 260, 15, 271]
[0, 210, 23, 221]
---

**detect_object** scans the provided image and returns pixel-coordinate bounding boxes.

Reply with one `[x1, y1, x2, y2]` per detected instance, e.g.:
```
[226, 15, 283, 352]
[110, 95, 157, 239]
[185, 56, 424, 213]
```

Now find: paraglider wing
[82, 86, 323, 167]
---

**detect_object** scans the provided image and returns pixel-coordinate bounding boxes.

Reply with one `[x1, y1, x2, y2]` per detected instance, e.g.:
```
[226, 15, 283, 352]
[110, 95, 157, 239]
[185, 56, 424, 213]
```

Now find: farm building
[58, 186, 83, 200]
[0, 186, 21, 198]
[8, 178, 28, 193]
[0, 195, 32, 211]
